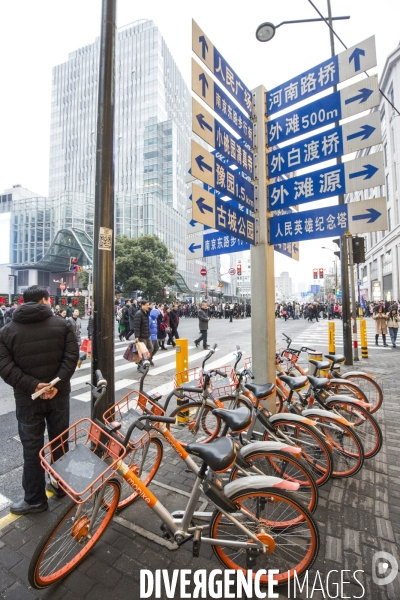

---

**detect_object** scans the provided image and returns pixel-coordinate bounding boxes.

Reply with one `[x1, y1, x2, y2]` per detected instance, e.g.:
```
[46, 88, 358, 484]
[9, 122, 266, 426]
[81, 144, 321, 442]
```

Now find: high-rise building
[49, 19, 197, 289]
[275, 271, 292, 300]
[345, 42, 400, 303]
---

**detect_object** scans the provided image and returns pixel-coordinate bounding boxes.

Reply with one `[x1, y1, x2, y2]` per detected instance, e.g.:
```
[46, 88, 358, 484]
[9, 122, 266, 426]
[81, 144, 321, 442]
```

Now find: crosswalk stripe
[72, 379, 138, 402]
[148, 349, 213, 376]
[76, 346, 194, 372]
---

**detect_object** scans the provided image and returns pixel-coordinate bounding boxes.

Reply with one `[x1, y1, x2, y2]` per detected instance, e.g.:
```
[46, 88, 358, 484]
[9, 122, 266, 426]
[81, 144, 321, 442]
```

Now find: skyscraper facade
[49, 19, 197, 287]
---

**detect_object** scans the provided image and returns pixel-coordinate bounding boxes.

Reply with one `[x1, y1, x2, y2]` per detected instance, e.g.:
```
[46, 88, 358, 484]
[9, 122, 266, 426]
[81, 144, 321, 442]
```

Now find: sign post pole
[251, 86, 276, 410]
[348, 234, 360, 361]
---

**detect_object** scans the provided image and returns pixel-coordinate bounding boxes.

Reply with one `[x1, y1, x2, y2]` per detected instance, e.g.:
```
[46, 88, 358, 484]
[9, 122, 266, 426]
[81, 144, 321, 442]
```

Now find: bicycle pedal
[192, 528, 202, 558]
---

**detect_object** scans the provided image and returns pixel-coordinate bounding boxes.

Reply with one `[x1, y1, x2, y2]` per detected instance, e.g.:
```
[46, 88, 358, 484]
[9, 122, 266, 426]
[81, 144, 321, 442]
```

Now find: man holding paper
[0, 286, 79, 515]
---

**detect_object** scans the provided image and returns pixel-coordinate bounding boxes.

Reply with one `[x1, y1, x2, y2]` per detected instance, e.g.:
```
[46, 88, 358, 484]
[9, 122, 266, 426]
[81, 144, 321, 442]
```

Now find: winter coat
[134, 308, 150, 340]
[149, 308, 160, 341]
[87, 315, 93, 339]
[68, 316, 82, 346]
[198, 308, 209, 330]
[373, 313, 388, 334]
[128, 304, 138, 329]
[157, 312, 166, 340]
[0, 302, 79, 405]
[163, 312, 171, 328]
[121, 305, 130, 326]
[387, 314, 399, 329]
[170, 309, 179, 330]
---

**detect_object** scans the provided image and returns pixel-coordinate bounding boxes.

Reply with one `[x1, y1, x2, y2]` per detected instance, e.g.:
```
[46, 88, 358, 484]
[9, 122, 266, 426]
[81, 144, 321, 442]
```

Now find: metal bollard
[308, 352, 322, 376]
[328, 321, 335, 355]
[176, 339, 190, 422]
[359, 319, 368, 358]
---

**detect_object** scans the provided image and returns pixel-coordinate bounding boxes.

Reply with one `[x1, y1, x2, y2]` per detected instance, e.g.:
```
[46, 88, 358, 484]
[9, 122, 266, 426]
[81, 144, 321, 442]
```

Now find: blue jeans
[389, 327, 398, 345]
[16, 395, 70, 504]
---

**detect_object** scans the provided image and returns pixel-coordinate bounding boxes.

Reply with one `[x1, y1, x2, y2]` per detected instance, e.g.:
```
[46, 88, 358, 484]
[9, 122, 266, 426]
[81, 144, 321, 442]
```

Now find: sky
[0, 0, 398, 290]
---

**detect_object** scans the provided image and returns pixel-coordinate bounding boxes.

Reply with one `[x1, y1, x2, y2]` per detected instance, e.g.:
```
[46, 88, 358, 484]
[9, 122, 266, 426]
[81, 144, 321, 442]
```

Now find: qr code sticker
[99, 227, 112, 251]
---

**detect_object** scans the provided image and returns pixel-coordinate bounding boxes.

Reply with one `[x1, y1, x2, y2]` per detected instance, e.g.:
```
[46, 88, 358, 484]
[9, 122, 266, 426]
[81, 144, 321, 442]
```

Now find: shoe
[194, 341, 200, 348]
[383, 344, 388, 347]
[46, 482, 66, 498]
[393, 344, 396, 348]
[203, 345, 210, 349]
[375, 342, 378, 346]
[149, 360, 155, 366]
[10, 499, 48, 515]
[172, 342, 176, 347]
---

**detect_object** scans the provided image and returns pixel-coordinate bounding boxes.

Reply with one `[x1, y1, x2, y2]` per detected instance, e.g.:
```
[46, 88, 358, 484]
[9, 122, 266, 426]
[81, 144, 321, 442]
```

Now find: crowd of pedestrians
[275, 302, 343, 322]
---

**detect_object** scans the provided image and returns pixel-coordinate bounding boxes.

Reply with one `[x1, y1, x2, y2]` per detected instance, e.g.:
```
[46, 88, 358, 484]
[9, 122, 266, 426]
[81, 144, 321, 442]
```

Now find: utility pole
[348, 235, 359, 360]
[251, 85, 276, 413]
[91, 0, 117, 414]
[327, 0, 352, 365]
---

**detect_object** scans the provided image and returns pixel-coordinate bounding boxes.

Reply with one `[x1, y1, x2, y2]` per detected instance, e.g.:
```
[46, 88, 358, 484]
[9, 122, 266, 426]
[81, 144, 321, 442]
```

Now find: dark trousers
[17, 395, 70, 504]
[171, 326, 179, 340]
[195, 329, 208, 348]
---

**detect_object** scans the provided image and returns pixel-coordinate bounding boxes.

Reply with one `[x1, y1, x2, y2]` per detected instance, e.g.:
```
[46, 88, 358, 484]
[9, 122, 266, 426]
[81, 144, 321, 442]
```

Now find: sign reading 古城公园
[266, 36, 377, 115]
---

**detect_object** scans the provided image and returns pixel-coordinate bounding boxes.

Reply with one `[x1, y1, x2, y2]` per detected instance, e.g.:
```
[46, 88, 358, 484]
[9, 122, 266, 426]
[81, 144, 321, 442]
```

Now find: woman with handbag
[157, 304, 167, 350]
[163, 306, 175, 347]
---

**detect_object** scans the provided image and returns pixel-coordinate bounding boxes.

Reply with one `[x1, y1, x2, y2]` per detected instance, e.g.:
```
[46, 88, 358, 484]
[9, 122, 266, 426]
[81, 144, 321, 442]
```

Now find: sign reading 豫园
[266, 36, 377, 115]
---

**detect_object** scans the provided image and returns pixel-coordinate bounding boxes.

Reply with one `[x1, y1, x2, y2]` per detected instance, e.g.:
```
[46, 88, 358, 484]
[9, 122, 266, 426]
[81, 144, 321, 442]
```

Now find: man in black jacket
[194, 301, 210, 349]
[133, 299, 153, 364]
[0, 286, 79, 514]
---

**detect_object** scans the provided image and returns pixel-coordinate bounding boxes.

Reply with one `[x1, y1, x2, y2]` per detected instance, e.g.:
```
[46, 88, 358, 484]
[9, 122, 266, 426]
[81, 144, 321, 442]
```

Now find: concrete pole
[251, 85, 276, 411]
[91, 0, 116, 414]
[348, 235, 360, 361]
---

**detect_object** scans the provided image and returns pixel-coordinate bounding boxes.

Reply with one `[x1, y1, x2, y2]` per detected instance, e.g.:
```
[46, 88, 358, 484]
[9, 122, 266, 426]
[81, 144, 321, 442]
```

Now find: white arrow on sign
[348, 196, 388, 235]
[186, 234, 204, 260]
[342, 111, 382, 155]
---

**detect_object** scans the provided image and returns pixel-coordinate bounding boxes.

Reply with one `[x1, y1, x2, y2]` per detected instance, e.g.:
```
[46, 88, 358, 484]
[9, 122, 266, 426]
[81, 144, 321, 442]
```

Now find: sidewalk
[0, 351, 398, 599]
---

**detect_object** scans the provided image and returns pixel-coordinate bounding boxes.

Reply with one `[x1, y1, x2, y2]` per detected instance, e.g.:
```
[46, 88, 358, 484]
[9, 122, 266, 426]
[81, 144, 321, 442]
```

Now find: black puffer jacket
[133, 308, 150, 339]
[0, 302, 79, 405]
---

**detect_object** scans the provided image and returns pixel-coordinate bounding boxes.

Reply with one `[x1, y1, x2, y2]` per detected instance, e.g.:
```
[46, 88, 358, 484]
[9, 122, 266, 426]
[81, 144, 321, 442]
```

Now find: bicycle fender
[239, 441, 302, 459]
[302, 408, 352, 427]
[329, 378, 360, 386]
[341, 370, 376, 380]
[269, 413, 316, 427]
[224, 475, 299, 498]
[324, 394, 371, 409]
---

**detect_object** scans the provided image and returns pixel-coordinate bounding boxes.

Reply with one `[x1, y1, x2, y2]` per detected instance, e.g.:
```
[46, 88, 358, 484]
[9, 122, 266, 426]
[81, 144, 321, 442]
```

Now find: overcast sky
[0, 0, 398, 288]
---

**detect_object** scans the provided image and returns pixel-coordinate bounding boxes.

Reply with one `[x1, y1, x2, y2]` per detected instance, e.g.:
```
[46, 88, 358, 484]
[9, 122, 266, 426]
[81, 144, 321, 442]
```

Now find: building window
[384, 143, 388, 167]
[388, 208, 392, 232]
[38, 271, 50, 287]
[18, 270, 29, 286]
[386, 174, 391, 201]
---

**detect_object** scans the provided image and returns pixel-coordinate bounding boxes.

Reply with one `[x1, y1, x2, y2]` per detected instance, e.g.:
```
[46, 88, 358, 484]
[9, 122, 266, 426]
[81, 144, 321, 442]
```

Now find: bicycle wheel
[210, 488, 319, 587]
[340, 373, 383, 413]
[307, 415, 364, 478]
[167, 402, 221, 446]
[29, 479, 120, 589]
[263, 420, 333, 487]
[325, 380, 369, 405]
[229, 450, 319, 516]
[107, 437, 163, 510]
[327, 400, 382, 459]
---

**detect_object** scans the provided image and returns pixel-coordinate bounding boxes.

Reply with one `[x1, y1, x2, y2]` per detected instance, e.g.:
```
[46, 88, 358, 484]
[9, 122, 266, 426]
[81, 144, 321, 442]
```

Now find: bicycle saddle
[325, 354, 345, 365]
[212, 406, 252, 432]
[186, 437, 236, 473]
[309, 359, 330, 370]
[245, 382, 275, 399]
[307, 375, 330, 389]
[279, 375, 308, 391]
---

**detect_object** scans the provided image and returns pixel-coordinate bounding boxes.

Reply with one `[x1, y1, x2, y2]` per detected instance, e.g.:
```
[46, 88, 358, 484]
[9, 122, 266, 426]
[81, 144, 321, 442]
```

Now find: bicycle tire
[340, 373, 383, 414]
[307, 415, 364, 478]
[210, 487, 319, 587]
[229, 449, 319, 516]
[167, 401, 221, 446]
[327, 400, 382, 459]
[325, 380, 369, 404]
[28, 479, 120, 589]
[263, 420, 333, 487]
[105, 437, 163, 510]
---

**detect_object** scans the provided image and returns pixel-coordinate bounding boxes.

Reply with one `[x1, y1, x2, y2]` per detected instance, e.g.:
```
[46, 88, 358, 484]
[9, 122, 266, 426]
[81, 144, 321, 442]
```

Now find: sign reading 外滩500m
[266, 36, 377, 115]
[268, 112, 382, 178]
[267, 75, 379, 146]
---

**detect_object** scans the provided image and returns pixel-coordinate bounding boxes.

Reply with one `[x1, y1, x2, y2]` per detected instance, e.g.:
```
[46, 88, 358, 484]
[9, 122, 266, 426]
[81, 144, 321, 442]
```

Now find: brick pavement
[0, 352, 398, 599]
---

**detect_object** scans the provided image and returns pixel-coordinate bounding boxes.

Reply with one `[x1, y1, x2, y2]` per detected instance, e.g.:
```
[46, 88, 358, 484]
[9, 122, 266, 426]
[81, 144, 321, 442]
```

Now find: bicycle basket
[209, 366, 238, 398]
[244, 357, 252, 370]
[281, 350, 299, 365]
[103, 390, 165, 450]
[174, 367, 204, 398]
[40, 418, 126, 504]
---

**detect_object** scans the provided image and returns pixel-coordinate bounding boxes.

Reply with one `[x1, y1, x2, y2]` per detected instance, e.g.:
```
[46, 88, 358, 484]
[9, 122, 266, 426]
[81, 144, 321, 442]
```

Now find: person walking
[373, 306, 388, 346]
[149, 303, 161, 358]
[157, 304, 167, 350]
[0, 285, 79, 514]
[164, 306, 175, 347]
[194, 301, 210, 349]
[133, 299, 153, 363]
[387, 307, 399, 348]
[125, 299, 138, 340]
[67, 308, 82, 348]
[170, 304, 180, 342]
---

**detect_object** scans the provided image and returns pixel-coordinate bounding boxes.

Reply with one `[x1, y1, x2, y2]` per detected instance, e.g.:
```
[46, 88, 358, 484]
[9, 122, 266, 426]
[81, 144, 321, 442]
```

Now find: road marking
[0, 513, 20, 530]
[0, 493, 13, 512]
[148, 349, 212, 376]
[72, 379, 138, 402]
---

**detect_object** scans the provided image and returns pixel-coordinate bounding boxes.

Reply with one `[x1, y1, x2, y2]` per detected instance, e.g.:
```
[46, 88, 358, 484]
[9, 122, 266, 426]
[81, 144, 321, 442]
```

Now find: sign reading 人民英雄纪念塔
[266, 36, 377, 115]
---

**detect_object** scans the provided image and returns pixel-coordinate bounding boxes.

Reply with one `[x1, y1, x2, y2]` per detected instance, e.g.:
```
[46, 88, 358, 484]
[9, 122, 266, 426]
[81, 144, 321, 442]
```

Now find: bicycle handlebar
[95, 370, 107, 388]
[215, 369, 227, 378]
[201, 343, 218, 369]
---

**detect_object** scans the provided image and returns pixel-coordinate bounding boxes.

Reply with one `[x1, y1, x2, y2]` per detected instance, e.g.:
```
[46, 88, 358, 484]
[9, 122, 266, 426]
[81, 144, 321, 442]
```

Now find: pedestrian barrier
[328, 321, 335, 355]
[359, 318, 368, 358]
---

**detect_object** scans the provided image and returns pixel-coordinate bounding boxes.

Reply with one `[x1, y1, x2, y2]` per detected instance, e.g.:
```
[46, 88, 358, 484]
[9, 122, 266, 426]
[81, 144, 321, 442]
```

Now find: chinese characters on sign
[269, 204, 349, 244]
[203, 232, 250, 257]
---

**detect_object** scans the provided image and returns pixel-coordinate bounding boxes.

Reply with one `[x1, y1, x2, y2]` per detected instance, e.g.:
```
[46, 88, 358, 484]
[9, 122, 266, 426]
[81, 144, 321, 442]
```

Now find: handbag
[165, 327, 172, 334]
[159, 322, 166, 331]
[123, 343, 140, 363]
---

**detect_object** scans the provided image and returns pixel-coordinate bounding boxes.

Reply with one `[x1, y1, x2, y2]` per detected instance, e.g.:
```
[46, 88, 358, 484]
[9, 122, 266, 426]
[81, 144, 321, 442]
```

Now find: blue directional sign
[204, 232, 250, 257]
[192, 20, 252, 116]
[268, 152, 385, 210]
[266, 36, 376, 115]
[269, 198, 388, 245]
[310, 285, 320, 294]
[192, 184, 255, 245]
[192, 59, 253, 145]
[274, 242, 299, 261]
[268, 112, 382, 178]
[191, 140, 254, 211]
[267, 75, 379, 146]
[192, 98, 253, 178]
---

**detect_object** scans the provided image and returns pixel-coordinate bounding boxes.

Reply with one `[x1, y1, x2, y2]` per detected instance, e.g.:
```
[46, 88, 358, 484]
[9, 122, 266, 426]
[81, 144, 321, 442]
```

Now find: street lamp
[256, 15, 350, 43]
[321, 246, 338, 294]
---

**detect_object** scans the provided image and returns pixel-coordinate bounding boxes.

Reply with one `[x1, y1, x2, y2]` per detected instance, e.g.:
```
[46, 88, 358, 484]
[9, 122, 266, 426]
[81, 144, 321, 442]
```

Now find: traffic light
[237, 264, 242, 276]
[319, 268, 324, 279]
[332, 238, 341, 259]
[69, 257, 78, 272]
[352, 237, 365, 264]
[313, 268, 318, 279]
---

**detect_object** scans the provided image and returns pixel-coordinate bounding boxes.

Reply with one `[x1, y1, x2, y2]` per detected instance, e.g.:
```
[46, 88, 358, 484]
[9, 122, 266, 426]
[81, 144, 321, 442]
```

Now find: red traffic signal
[319, 268, 324, 279]
[237, 264, 242, 276]
[313, 268, 318, 280]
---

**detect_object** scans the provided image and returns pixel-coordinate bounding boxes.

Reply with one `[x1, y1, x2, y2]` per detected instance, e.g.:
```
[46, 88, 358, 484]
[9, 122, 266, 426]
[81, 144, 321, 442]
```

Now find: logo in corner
[372, 551, 398, 586]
